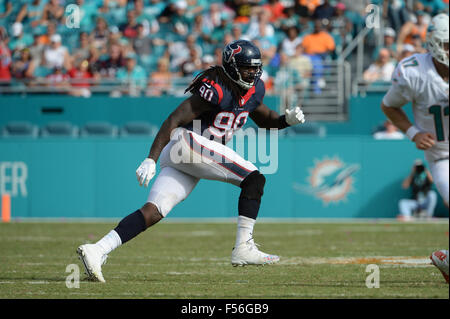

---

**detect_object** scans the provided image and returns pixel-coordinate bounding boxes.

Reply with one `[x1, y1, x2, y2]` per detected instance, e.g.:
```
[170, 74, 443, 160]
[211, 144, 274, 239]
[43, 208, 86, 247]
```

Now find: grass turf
[0, 221, 448, 299]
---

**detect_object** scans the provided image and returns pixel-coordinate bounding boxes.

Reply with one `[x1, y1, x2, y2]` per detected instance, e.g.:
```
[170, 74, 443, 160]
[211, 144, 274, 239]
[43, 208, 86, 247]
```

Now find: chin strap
[221, 65, 254, 90]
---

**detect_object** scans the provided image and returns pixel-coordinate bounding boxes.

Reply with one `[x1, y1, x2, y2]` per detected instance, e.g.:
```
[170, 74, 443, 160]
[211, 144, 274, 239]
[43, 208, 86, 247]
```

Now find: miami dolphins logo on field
[293, 156, 360, 205]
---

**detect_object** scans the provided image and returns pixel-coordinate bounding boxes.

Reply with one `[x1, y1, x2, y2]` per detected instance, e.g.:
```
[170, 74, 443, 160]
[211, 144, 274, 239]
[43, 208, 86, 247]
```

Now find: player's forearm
[147, 117, 178, 162]
[381, 103, 413, 133]
[258, 110, 290, 130]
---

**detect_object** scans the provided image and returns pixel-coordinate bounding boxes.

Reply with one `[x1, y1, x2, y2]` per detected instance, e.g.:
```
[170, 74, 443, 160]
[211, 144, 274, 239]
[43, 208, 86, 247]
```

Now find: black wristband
[278, 115, 290, 129]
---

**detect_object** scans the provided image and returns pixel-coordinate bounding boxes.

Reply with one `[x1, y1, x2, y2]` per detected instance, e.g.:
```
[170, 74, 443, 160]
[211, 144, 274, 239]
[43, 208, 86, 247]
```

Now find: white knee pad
[147, 191, 179, 217]
[146, 166, 199, 217]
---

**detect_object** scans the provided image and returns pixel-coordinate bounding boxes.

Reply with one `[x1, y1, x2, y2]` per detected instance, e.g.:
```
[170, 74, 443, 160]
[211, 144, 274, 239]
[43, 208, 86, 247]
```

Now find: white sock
[95, 230, 122, 255]
[235, 216, 256, 247]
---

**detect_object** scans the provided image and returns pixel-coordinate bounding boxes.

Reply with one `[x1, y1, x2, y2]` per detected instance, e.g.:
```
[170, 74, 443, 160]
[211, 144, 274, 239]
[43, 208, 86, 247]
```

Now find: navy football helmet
[222, 40, 263, 90]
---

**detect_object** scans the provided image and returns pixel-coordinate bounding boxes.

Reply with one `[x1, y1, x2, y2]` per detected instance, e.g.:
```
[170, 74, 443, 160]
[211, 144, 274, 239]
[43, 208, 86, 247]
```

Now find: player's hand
[413, 132, 436, 150]
[285, 106, 305, 126]
[136, 158, 156, 187]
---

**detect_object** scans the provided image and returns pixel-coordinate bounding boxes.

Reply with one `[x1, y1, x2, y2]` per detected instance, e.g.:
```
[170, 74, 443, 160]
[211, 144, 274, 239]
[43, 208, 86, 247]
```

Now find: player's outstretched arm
[250, 103, 305, 130]
[136, 94, 213, 187]
[381, 102, 436, 150]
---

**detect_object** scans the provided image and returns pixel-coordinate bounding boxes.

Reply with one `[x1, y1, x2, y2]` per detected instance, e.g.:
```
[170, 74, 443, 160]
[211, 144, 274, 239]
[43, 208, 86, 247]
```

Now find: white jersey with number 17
[383, 53, 449, 162]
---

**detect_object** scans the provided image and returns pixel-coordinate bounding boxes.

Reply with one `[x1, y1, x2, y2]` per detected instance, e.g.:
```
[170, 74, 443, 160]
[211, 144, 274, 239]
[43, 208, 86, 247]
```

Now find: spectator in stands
[71, 32, 91, 67]
[225, 0, 261, 24]
[397, 43, 416, 61]
[280, 26, 302, 57]
[372, 27, 398, 61]
[222, 33, 235, 48]
[296, 0, 322, 17]
[28, 31, 45, 66]
[300, 19, 335, 94]
[134, 0, 160, 36]
[253, 22, 277, 66]
[72, 0, 98, 32]
[0, 27, 11, 84]
[42, 0, 65, 25]
[410, 34, 427, 54]
[209, 15, 233, 45]
[363, 48, 396, 83]
[185, 0, 207, 23]
[16, 0, 45, 28]
[68, 59, 93, 98]
[190, 13, 210, 46]
[384, 27, 398, 59]
[0, 1, 12, 24]
[418, 0, 447, 15]
[213, 46, 223, 65]
[397, 10, 429, 49]
[373, 120, 405, 140]
[133, 23, 153, 57]
[200, 54, 215, 71]
[45, 66, 70, 90]
[202, 2, 224, 33]
[8, 22, 33, 54]
[278, 5, 299, 33]
[179, 46, 202, 77]
[231, 23, 243, 41]
[115, 54, 147, 96]
[10, 48, 36, 80]
[385, 0, 410, 32]
[313, 0, 335, 20]
[94, 43, 125, 79]
[330, 2, 354, 51]
[99, 0, 128, 14]
[146, 57, 172, 96]
[158, 1, 179, 24]
[91, 17, 110, 50]
[398, 159, 437, 221]
[43, 34, 71, 71]
[37, 21, 57, 46]
[301, 19, 336, 57]
[245, 7, 275, 40]
[262, 0, 286, 24]
[120, 9, 140, 39]
[274, 52, 303, 109]
[288, 43, 312, 89]
[168, 34, 202, 70]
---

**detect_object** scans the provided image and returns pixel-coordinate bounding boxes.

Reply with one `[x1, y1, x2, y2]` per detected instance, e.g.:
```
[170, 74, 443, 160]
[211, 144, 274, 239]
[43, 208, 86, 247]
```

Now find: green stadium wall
[0, 94, 445, 219]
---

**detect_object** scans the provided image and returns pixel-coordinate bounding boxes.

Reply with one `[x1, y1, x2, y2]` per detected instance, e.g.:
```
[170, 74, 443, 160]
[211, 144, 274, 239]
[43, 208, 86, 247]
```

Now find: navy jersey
[183, 75, 265, 144]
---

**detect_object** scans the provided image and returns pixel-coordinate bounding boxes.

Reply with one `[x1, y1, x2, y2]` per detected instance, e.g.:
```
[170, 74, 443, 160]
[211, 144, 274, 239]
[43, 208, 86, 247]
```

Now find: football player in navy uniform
[77, 40, 306, 282]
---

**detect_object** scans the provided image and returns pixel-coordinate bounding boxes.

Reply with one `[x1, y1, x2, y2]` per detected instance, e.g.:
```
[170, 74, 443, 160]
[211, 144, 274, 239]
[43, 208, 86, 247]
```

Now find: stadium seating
[80, 121, 118, 137]
[0, 121, 39, 138]
[120, 121, 159, 137]
[40, 121, 79, 137]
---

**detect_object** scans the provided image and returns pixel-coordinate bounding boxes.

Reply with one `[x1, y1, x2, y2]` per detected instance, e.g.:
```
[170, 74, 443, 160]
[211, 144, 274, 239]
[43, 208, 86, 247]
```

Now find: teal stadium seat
[80, 121, 118, 137]
[1, 121, 39, 138]
[120, 121, 159, 137]
[40, 121, 79, 137]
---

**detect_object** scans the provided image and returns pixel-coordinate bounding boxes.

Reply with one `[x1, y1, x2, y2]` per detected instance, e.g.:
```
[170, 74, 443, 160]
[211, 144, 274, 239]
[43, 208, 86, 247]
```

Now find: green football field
[0, 220, 448, 299]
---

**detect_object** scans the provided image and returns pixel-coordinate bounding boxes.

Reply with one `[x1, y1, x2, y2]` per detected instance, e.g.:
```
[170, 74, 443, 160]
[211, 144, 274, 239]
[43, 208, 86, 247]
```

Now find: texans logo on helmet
[223, 45, 242, 63]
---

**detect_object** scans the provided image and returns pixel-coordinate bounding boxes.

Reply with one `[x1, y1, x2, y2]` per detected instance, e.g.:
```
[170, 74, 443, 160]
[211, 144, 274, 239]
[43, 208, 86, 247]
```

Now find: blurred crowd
[0, 0, 448, 97]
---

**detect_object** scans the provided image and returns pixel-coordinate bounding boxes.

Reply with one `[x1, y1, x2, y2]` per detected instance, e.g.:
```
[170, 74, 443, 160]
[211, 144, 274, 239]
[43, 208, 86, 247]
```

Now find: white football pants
[147, 128, 258, 217]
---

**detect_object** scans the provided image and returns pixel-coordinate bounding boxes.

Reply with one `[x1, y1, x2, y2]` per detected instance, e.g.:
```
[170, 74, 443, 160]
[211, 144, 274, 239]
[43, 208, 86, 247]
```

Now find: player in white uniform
[381, 14, 449, 284]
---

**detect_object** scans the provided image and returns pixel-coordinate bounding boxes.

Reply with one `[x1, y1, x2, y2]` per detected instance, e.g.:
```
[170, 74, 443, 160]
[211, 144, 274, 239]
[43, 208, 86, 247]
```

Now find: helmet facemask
[426, 14, 449, 67]
[223, 59, 262, 90]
